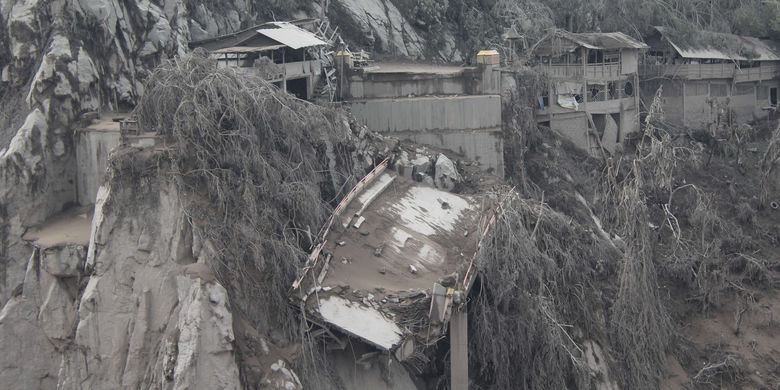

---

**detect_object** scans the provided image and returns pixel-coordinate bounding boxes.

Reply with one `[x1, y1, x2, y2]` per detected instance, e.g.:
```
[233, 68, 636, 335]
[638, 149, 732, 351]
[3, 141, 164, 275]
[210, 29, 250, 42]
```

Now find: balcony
[535, 96, 636, 118]
[641, 63, 780, 82]
[226, 60, 320, 82]
[537, 63, 623, 81]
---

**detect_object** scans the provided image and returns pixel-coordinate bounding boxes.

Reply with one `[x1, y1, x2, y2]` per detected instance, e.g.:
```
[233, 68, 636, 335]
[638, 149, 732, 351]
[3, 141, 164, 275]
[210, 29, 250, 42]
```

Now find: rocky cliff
[0, 1, 447, 389]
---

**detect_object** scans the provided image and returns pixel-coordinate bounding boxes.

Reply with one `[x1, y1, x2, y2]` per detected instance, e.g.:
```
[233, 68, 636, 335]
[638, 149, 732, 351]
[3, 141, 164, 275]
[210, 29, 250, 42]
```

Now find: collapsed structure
[532, 30, 647, 155]
[291, 154, 499, 390]
[642, 27, 780, 128]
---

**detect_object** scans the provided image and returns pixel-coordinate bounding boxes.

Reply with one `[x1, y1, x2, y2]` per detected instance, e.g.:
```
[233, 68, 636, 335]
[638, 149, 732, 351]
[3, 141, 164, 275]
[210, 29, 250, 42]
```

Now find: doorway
[771, 87, 777, 106]
[286, 77, 309, 100]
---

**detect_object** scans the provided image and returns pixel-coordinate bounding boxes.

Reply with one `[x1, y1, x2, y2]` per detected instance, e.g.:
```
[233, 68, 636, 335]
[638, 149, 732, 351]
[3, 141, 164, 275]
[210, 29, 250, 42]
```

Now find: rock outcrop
[0, 1, 461, 388]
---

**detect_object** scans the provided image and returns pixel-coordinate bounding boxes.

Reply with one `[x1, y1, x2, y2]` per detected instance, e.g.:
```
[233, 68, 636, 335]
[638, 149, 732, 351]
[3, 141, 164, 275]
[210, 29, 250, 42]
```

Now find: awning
[212, 45, 286, 54]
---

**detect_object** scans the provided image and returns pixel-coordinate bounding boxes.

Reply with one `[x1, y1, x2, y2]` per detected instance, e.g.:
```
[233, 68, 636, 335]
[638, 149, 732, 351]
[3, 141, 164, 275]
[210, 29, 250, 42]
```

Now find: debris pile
[291, 156, 498, 376]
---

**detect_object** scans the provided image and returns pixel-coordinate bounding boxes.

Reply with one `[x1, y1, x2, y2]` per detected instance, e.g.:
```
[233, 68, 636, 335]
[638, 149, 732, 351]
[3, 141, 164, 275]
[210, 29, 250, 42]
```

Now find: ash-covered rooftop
[291, 156, 498, 355]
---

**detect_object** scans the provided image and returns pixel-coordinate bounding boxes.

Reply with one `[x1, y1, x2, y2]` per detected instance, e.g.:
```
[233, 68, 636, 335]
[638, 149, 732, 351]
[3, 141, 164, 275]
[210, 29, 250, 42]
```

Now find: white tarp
[318, 296, 403, 350]
[257, 22, 327, 50]
[557, 95, 579, 110]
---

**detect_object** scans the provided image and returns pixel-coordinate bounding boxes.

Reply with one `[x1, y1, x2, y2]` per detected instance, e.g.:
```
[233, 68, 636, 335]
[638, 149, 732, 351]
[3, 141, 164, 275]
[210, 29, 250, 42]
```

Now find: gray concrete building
[532, 30, 647, 155]
[641, 27, 780, 129]
[340, 57, 505, 177]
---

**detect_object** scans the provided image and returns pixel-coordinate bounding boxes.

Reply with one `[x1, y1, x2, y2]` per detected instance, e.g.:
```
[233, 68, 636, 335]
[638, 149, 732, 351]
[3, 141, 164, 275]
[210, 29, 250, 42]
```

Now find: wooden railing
[537, 63, 622, 80]
[641, 63, 780, 82]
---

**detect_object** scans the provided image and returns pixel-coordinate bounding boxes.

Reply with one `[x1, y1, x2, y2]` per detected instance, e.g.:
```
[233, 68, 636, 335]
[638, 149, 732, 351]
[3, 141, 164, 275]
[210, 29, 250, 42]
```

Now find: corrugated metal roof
[257, 22, 327, 50]
[561, 31, 649, 50]
[533, 30, 648, 56]
[656, 26, 780, 61]
[212, 45, 286, 54]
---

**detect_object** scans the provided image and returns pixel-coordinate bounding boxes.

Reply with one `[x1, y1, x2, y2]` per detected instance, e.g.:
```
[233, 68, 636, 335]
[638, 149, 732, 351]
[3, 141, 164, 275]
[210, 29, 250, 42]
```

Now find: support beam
[450, 307, 469, 390]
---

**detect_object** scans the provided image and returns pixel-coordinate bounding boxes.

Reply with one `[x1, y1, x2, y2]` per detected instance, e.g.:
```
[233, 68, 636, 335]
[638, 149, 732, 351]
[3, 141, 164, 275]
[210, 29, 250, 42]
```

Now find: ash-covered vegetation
[386, 0, 780, 59]
[134, 51, 377, 387]
[473, 81, 780, 389]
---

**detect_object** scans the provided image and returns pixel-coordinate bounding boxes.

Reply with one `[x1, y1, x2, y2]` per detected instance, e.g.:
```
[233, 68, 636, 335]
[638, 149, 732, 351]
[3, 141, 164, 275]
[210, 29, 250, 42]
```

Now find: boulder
[434, 154, 462, 191]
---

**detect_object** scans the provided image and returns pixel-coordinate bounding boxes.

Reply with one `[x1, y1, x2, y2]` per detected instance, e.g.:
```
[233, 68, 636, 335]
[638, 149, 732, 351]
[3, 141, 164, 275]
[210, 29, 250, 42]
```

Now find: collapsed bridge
[291, 154, 501, 389]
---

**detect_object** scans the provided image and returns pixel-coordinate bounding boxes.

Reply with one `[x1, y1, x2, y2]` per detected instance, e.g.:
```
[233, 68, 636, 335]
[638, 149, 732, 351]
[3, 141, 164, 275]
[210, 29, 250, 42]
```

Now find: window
[590, 84, 607, 101]
[623, 81, 634, 97]
[608, 81, 617, 99]
[588, 50, 603, 64]
[710, 83, 728, 97]
[685, 82, 708, 96]
[604, 51, 620, 64]
[771, 88, 778, 105]
[738, 61, 760, 69]
[735, 83, 755, 96]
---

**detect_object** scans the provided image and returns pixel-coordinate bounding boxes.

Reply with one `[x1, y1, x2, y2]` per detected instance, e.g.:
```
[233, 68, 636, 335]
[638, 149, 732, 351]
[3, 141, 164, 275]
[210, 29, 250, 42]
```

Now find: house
[189, 20, 328, 100]
[642, 27, 780, 128]
[532, 30, 648, 155]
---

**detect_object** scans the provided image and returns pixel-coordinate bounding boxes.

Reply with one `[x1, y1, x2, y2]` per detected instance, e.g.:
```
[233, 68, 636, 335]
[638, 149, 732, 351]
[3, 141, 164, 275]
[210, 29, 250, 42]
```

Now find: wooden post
[582, 48, 587, 80]
[282, 49, 287, 93]
[602, 50, 605, 78]
[682, 80, 687, 126]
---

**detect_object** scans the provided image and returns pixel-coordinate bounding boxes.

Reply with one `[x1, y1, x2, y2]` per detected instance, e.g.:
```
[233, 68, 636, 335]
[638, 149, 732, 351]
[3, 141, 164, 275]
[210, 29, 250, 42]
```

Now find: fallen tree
[135, 50, 371, 388]
[470, 189, 621, 389]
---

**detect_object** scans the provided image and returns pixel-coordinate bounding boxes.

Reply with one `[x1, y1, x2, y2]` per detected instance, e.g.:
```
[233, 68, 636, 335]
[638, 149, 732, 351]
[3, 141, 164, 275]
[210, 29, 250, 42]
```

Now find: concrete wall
[344, 66, 500, 100]
[550, 112, 590, 151]
[647, 78, 780, 128]
[402, 129, 504, 177]
[76, 129, 120, 206]
[347, 73, 468, 99]
[349, 95, 501, 132]
[621, 108, 639, 140]
[621, 50, 639, 75]
[349, 95, 504, 176]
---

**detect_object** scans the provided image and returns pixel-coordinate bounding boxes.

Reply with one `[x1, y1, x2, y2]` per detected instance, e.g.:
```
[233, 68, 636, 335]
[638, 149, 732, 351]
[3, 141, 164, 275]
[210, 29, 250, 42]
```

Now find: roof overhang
[212, 45, 287, 54]
[257, 22, 327, 50]
[534, 29, 648, 56]
[654, 26, 780, 61]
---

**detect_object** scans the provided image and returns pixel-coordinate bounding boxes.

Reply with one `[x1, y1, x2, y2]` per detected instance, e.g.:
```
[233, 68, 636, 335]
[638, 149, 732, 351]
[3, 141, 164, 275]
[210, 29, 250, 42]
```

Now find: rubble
[435, 153, 463, 191]
[291, 159, 499, 376]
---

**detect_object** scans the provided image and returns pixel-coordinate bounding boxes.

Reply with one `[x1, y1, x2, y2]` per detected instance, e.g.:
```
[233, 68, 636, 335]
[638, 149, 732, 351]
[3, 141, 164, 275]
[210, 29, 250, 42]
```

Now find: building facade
[339, 54, 506, 177]
[532, 30, 647, 155]
[642, 27, 780, 129]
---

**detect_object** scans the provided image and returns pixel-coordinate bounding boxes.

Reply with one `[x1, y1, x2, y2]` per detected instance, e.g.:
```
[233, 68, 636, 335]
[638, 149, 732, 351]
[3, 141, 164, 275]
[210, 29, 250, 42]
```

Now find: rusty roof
[532, 29, 648, 56]
[654, 26, 780, 61]
[558, 30, 649, 50]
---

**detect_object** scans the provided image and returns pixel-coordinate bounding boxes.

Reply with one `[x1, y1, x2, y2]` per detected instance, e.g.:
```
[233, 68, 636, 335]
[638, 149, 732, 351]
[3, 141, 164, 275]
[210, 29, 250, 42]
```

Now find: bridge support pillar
[450, 306, 468, 390]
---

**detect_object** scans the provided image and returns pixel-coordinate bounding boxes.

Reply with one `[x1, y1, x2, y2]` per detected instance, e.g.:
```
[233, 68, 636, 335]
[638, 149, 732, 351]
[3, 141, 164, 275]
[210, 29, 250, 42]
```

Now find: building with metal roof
[641, 27, 780, 128]
[189, 20, 330, 100]
[530, 29, 646, 157]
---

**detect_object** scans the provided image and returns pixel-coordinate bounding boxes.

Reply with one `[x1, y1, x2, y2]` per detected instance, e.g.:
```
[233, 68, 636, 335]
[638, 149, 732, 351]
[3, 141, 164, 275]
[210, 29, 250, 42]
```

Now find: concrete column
[451, 307, 469, 390]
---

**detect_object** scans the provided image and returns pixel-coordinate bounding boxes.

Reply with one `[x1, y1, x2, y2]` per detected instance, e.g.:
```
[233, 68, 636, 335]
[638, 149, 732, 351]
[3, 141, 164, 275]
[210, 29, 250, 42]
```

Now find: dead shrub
[470, 189, 620, 390]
